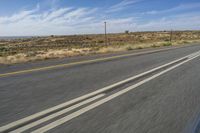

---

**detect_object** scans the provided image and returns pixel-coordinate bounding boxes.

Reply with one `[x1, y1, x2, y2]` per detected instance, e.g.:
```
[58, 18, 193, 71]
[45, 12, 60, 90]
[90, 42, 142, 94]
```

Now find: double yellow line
[0, 47, 178, 77]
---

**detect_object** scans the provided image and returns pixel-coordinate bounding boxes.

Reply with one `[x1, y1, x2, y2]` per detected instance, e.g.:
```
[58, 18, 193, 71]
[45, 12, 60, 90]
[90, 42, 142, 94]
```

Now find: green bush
[0, 46, 7, 52]
[162, 42, 172, 46]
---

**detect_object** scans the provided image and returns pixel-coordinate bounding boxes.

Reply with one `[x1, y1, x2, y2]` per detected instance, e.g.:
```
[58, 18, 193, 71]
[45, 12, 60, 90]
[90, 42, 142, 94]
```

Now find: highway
[0, 44, 200, 133]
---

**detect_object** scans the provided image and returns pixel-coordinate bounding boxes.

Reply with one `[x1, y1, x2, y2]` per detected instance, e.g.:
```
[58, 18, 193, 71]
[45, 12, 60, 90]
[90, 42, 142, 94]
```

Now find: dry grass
[0, 48, 92, 64]
[0, 31, 200, 64]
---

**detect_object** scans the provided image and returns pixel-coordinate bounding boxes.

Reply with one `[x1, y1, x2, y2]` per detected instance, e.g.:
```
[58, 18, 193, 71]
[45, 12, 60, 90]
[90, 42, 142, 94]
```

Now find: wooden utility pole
[104, 22, 107, 45]
[170, 29, 173, 42]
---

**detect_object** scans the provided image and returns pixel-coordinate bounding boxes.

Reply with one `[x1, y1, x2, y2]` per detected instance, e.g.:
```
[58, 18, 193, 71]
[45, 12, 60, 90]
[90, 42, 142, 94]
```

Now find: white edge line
[0, 50, 199, 132]
[32, 52, 200, 133]
[11, 94, 105, 133]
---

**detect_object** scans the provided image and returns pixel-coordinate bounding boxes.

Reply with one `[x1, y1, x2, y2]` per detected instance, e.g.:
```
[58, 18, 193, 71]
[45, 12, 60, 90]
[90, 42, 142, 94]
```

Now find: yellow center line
[0, 47, 177, 77]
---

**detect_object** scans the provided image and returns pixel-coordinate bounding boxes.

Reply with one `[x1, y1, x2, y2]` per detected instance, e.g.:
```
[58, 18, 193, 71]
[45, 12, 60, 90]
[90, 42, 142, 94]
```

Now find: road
[0, 44, 200, 133]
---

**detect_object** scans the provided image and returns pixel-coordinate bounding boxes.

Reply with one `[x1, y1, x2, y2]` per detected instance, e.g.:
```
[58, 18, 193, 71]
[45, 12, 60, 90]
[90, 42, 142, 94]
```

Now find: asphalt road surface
[0, 44, 200, 133]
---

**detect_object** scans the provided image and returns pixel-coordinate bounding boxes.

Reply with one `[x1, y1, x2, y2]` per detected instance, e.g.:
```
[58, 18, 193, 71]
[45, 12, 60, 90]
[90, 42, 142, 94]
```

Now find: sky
[0, 0, 200, 36]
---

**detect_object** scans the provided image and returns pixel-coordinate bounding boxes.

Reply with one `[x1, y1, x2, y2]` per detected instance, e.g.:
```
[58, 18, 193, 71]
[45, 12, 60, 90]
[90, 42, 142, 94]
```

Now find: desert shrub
[136, 46, 143, 49]
[0, 46, 7, 52]
[162, 42, 172, 46]
[139, 39, 144, 43]
[26, 51, 37, 57]
[182, 40, 189, 44]
[126, 46, 133, 51]
[10, 51, 17, 55]
[163, 38, 170, 41]
[125, 30, 129, 34]
[97, 40, 104, 43]
[151, 44, 160, 48]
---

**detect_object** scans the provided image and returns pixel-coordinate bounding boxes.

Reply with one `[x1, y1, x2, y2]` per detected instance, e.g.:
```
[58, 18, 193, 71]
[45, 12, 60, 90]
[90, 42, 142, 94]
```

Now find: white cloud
[0, 2, 199, 36]
[43, 8, 72, 22]
[0, 4, 39, 24]
[0, 6, 99, 36]
[107, 0, 141, 13]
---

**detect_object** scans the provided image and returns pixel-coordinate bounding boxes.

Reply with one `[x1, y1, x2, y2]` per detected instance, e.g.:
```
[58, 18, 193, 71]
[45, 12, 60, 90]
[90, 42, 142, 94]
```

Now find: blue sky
[0, 0, 200, 36]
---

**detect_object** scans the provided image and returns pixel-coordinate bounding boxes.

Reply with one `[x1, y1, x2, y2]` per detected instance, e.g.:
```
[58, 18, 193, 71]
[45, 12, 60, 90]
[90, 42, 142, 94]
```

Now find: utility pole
[170, 29, 173, 42]
[104, 21, 107, 45]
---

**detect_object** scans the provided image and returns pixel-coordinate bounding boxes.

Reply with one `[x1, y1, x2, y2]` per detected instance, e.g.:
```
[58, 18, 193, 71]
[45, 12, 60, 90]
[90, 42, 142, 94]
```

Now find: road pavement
[0, 44, 200, 133]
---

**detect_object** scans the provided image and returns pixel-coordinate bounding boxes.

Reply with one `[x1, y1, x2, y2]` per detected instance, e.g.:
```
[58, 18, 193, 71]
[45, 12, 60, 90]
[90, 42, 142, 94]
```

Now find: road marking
[11, 94, 105, 133]
[0, 50, 199, 133]
[32, 51, 200, 133]
[0, 46, 185, 78]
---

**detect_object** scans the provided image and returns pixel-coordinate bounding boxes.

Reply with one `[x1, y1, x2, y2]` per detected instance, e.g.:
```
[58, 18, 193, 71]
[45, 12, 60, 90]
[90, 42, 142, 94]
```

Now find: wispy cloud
[43, 8, 72, 22]
[0, 1, 199, 36]
[0, 4, 40, 24]
[0, 6, 98, 35]
[107, 0, 141, 13]
[0, 4, 138, 36]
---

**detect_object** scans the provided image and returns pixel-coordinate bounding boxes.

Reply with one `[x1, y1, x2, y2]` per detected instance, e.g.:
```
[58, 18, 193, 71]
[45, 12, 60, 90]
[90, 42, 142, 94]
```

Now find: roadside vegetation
[0, 31, 200, 64]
